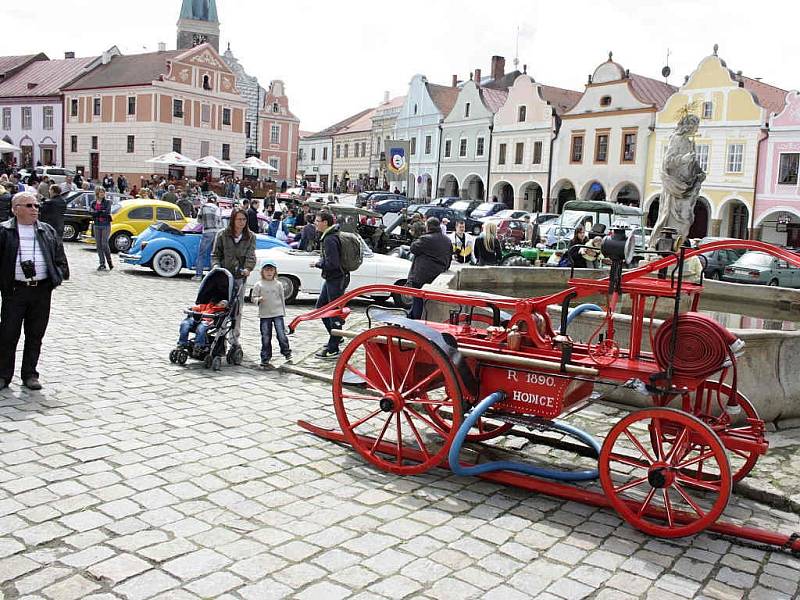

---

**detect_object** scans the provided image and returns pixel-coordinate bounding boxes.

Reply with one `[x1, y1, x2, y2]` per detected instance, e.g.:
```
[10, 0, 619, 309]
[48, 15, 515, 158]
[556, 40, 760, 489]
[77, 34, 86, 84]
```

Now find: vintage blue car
[121, 223, 290, 278]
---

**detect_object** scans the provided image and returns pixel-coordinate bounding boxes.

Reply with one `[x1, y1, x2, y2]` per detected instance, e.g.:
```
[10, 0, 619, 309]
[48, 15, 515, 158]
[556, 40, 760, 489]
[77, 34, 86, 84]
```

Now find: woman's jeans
[95, 225, 112, 267]
[260, 316, 290, 362]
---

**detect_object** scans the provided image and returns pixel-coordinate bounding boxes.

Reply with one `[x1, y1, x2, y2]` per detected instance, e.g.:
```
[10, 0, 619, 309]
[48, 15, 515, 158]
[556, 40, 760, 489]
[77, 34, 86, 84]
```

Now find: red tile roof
[308, 108, 373, 138]
[0, 57, 98, 98]
[539, 84, 582, 115]
[479, 87, 508, 113]
[628, 73, 677, 109]
[426, 82, 459, 117]
[0, 54, 47, 80]
[64, 50, 183, 90]
[741, 76, 788, 116]
[339, 107, 377, 134]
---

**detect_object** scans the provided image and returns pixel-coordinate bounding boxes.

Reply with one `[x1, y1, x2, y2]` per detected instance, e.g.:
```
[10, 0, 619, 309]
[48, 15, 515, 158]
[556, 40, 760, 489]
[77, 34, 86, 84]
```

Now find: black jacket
[0, 192, 11, 222]
[0, 218, 69, 294]
[408, 231, 451, 287]
[316, 225, 345, 281]
[246, 207, 260, 233]
[473, 235, 503, 266]
[90, 198, 113, 226]
[299, 222, 317, 251]
[40, 194, 68, 237]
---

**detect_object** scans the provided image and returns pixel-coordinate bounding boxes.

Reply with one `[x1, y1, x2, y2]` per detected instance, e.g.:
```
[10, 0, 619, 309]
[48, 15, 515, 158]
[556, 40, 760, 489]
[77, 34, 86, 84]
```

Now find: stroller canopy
[196, 268, 234, 305]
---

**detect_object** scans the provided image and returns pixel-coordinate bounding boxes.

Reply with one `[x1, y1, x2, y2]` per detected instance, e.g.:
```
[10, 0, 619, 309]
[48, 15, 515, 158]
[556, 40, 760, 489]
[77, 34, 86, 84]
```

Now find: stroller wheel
[169, 349, 179, 364]
[227, 345, 243, 366]
[203, 355, 213, 369]
[177, 350, 189, 365]
[212, 356, 222, 371]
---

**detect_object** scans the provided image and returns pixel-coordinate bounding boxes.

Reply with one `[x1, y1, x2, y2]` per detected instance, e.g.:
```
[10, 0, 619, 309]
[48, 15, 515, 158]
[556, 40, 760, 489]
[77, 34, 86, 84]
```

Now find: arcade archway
[493, 181, 514, 209]
[520, 181, 544, 213]
[463, 174, 485, 201]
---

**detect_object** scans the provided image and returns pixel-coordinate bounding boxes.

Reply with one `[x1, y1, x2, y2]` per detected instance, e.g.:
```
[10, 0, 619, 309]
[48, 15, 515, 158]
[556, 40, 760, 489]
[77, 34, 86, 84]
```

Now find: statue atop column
[649, 113, 706, 246]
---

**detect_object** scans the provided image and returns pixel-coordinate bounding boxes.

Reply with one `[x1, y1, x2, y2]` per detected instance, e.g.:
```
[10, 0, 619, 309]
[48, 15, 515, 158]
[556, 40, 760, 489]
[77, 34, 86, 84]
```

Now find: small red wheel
[333, 326, 462, 475]
[425, 405, 513, 442]
[654, 382, 761, 483]
[600, 408, 731, 538]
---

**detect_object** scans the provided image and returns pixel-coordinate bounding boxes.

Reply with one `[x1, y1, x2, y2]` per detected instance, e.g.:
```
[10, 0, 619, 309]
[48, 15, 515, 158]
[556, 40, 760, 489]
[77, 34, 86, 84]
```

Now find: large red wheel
[600, 408, 731, 538]
[654, 382, 761, 483]
[333, 326, 462, 475]
[425, 405, 513, 442]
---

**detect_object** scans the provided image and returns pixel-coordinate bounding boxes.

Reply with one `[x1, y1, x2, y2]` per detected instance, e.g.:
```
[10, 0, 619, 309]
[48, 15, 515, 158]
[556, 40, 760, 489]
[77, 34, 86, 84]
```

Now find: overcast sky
[5, 0, 800, 132]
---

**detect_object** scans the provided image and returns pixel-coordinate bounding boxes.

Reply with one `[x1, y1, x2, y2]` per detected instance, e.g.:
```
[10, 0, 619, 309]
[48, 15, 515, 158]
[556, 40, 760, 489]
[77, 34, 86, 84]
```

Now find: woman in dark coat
[567, 225, 588, 268]
[473, 221, 503, 266]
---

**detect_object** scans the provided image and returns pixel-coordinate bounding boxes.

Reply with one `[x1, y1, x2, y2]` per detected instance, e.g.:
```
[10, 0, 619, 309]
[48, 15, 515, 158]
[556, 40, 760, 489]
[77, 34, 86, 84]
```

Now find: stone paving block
[59, 545, 116, 568]
[0, 554, 39, 583]
[237, 580, 293, 600]
[162, 548, 231, 581]
[184, 571, 244, 597]
[58, 510, 112, 532]
[41, 574, 100, 600]
[546, 577, 595, 600]
[14, 566, 72, 595]
[368, 574, 423, 599]
[14, 521, 71, 546]
[114, 570, 180, 600]
[272, 562, 327, 588]
[88, 553, 151, 584]
[229, 553, 288, 581]
[715, 566, 757, 589]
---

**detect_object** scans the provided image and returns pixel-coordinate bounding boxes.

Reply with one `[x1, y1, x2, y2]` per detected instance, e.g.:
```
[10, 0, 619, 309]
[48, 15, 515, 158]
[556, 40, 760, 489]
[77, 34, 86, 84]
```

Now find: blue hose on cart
[567, 303, 604, 325]
[448, 392, 601, 481]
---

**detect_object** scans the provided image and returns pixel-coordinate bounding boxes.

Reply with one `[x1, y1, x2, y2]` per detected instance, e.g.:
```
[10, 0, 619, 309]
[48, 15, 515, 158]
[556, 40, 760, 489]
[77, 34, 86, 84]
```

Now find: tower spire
[177, 0, 220, 51]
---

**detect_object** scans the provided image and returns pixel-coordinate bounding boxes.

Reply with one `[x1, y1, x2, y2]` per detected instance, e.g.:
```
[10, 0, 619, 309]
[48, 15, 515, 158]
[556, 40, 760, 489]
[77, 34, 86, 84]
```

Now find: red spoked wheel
[333, 326, 462, 475]
[425, 405, 513, 442]
[654, 381, 761, 483]
[600, 408, 731, 538]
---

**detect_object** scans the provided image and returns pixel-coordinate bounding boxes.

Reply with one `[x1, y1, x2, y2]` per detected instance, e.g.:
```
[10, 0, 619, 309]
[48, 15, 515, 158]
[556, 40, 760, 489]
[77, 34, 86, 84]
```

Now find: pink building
[258, 80, 300, 187]
[755, 90, 800, 247]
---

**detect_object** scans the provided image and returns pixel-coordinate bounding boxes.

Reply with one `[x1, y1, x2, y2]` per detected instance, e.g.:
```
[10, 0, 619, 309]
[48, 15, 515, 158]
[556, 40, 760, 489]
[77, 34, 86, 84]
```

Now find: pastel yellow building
[644, 47, 787, 239]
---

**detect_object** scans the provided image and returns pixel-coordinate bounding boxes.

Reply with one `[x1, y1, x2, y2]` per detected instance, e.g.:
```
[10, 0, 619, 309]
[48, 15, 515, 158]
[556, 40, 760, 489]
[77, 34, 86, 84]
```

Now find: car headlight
[140, 241, 148, 250]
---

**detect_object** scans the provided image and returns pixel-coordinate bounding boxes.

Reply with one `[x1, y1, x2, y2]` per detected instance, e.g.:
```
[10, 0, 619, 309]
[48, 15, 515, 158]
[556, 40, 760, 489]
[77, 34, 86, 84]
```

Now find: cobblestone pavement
[0, 244, 798, 600]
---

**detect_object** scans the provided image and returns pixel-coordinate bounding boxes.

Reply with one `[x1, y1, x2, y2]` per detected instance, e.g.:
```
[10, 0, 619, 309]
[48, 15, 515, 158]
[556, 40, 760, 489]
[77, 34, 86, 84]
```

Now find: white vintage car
[246, 237, 413, 308]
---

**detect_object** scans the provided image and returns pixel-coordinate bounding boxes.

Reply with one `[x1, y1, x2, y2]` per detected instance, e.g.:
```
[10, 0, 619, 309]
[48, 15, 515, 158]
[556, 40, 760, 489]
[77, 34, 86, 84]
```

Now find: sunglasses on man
[16, 203, 40, 209]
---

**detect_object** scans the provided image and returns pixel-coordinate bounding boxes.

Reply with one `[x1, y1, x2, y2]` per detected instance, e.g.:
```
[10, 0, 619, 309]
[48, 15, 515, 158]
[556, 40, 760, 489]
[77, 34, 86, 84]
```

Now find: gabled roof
[338, 107, 377, 134]
[628, 73, 677, 110]
[64, 49, 184, 90]
[483, 69, 523, 91]
[0, 54, 48, 81]
[741, 76, 788, 116]
[426, 82, 459, 117]
[479, 87, 508, 113]
[0, 56, 98, 98]
[307, 108, 373, 139]
[538, 84, 582, 115]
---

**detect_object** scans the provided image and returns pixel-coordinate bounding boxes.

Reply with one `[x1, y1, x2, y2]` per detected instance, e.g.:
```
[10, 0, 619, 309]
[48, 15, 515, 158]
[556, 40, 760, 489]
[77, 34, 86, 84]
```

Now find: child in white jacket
[251, 261, 291, 366]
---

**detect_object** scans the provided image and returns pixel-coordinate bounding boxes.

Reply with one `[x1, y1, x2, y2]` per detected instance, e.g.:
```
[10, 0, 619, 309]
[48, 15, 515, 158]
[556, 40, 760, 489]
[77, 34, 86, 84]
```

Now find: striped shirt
[15, 224, 48, 281]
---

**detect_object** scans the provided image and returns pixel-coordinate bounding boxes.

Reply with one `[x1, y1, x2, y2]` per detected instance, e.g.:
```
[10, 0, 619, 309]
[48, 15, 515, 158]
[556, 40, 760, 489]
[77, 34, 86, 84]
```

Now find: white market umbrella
[233, 156, 278, 172]
[145, 151, 199, 167]
[195, 155, 234, 170]
[0, 139, 21, 152]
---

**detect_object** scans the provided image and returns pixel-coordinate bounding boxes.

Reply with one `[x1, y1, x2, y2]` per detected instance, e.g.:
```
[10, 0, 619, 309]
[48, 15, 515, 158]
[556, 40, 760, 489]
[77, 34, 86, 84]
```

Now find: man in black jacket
[0, 192, 70, 390]
[312, 210, 349, 359]
[407, 217, 452, 319]
[246, 200, 260, 234]
[39, 184, 68, 240]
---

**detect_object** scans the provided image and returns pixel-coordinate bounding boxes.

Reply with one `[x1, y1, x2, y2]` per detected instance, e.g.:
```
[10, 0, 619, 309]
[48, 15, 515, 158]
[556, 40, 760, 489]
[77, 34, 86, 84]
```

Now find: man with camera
[0, 192, 70, 390]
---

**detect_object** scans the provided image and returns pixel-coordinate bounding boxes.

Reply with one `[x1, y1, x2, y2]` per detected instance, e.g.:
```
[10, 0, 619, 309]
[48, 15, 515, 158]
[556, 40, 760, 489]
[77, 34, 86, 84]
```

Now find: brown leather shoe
[23, 377, 42, 390]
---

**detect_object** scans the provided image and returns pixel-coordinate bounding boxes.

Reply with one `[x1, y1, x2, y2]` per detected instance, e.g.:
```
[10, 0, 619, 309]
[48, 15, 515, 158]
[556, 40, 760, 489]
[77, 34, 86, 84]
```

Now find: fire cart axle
[297, 419, 800, 554]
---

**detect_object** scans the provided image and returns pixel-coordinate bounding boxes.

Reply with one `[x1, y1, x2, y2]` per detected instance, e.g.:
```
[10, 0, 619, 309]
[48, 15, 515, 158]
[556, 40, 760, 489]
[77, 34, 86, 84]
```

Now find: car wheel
[768, 278, 779, 287]
[277, 275, 299, 303]
[709, 271, 721, 280]
[151, 248, 183, 278]
[502, 255, 532, 267]
[391, 280, 414, 310]
[111, 231, 133, 253]
[62, 223, 78, 242]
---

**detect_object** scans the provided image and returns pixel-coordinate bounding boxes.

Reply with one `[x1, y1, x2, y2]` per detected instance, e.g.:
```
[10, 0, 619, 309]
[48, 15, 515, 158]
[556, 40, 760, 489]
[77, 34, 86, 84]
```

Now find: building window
[323, 147, 328, 161]
[126, 135, 134, 153]
[729, 204, 748, 239]
[570, 134, 584, 163]
[444, 139, 452, 158]
[600, 95, 612, 107]
[726, 143, 743, 173]
[465, 102, 470, 118]
[273, 103, 279, 113]
[91, 136, 98, 150]
[361, 142, 366, 156]
[425, 135, 432, 154]
[476, 137, 485, 156]
[298, 148, 304, 161]
[245, 122, 251, 138]
[518, 106, 526, 122]
[311, 147, 316, 161]
[270, 124, 280, 144]
[702, 101, 713, 119]
[126, 96, 136, 116]
[269, 157, 279, 171]
[514, 142, 524, 164]
[93, 98, 101, 117]
[410, 137, 417, 155]
[222, 108, 231, 126]
[1, 108, 10, 130]
[70, 99, 78, 117]
[203, 75, 212, 90]
[201, 104, 210, 123]
[532, 141, 543, 164]
[222, 143, 230, 161]
[498, 143, 507, 165]
[696, 144, 709, 172]
[344, 144, 349, 158]
[172, 137, 182, 153]
[459, 138, 467, 157]
[621, 131, 637, 163]
[778, 153, 799, 185]
[42, 106, 53, 130]
[200, 141, 209, 156]
[413, 104, 418, 115]
[21, 107, 32, 130]
[595, 133, 609, 163]
[71, 135, 78, 153]
[173, 99, 183, 118]
[336, 145, 340, 158]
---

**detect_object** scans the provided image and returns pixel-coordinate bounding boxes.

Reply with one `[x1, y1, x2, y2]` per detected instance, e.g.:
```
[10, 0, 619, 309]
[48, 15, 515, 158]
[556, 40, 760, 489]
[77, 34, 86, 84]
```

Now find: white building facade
[298, 134, 332, 190]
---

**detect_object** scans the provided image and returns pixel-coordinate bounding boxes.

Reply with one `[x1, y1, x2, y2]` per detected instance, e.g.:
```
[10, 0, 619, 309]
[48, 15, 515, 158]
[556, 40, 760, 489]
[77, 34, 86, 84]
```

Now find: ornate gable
[165, 43, 239, 95]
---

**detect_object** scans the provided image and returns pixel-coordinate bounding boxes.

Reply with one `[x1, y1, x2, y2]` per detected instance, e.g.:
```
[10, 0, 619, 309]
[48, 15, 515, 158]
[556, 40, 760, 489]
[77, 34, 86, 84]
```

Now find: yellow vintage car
[83, 199, 190, 253]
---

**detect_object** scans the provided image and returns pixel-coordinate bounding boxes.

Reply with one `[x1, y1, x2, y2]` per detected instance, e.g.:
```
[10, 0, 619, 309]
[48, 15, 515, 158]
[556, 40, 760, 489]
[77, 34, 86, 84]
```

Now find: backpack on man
[337, 231, 364, 272]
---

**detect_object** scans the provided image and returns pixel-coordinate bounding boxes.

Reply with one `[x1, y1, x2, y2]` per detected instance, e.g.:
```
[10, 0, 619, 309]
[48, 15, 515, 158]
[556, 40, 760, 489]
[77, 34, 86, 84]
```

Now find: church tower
[177, 0, 220, 51]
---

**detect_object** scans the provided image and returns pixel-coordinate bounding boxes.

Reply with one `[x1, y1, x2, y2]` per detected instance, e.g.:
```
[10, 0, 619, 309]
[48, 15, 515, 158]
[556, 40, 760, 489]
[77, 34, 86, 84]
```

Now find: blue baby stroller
[169, 267, 245, 370]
